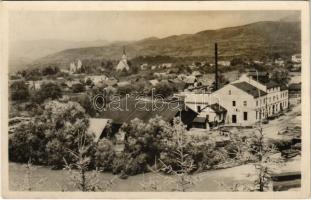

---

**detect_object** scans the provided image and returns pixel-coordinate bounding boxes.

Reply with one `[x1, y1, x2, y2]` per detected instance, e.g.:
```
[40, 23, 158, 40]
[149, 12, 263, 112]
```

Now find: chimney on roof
[214, 43, 218, 90]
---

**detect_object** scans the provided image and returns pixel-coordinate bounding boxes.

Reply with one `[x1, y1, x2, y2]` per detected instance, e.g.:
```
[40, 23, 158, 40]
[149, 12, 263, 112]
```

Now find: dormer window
[229, 90, 231, 95]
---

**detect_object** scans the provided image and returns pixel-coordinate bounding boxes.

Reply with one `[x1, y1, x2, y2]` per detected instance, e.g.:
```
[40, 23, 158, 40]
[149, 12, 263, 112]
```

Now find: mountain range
[10, 19, 301, 72]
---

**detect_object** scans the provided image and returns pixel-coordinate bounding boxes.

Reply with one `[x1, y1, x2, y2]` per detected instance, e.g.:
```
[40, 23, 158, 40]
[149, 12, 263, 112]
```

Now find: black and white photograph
[1, 1, 310, 198]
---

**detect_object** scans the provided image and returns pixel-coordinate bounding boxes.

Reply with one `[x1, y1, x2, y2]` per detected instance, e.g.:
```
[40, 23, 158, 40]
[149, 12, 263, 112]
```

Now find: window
[197, 106, 201, 112]
[256, 111, 258, 119]
[228, 90, 231, 95]
[256, 100, 258, 107]
[243, 101, 247, 106]
[243, 112, 248, 121]
[232, 101, 236, 107]
[206, 115, 209, 122]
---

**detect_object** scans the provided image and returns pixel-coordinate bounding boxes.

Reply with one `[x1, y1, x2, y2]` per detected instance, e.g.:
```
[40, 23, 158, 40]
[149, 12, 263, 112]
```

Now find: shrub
[10, 81, 30, 101]
[9, 122, 48, 164]
[94, 139, 115, 171]
[34, 82, 62, 103]
[72, 83, 85, 93]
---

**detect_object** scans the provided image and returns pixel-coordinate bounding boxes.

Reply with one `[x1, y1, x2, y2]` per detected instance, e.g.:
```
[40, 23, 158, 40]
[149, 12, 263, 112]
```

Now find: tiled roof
[232, 82, 267, 98]
[98, 97, 197, 125]
[88, 118, 110, 142]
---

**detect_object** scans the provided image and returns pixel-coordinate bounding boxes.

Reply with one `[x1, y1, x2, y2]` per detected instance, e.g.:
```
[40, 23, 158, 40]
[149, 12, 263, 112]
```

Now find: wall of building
[213, 84, 258, 126]
[234, 74, 289, 118]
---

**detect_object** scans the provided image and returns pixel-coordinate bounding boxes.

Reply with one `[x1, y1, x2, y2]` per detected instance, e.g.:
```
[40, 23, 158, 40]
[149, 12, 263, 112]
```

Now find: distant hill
[9, 39, 111, 72]
[26, 20, 301, 70]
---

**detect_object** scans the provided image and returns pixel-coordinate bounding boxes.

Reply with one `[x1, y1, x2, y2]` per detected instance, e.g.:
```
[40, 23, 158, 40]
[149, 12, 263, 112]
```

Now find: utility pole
[214, 43, 218, 90]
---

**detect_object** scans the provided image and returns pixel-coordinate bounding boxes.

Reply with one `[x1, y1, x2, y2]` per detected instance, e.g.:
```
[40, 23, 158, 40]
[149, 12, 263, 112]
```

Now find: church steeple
[116, 46, 130, 71]
[121, 46, 127, 60]
[123, 46, 126, 55]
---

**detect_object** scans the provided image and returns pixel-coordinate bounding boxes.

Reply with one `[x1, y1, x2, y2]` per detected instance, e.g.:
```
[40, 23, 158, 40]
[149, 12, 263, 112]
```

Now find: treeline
[9, 97, 273, 177]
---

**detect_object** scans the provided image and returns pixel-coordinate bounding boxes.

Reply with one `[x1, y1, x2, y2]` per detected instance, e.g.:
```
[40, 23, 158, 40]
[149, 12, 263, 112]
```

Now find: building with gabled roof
[116, 47, 130, 71]
[231, 82, 267, 98]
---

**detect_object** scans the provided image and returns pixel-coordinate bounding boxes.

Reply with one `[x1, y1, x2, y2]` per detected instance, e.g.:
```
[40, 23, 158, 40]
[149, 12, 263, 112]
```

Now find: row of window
[267, 87, 280, 93]
[232, 100, 247, 107]
[255, 100, 288, 119]
[256, 92, 288, 107]
[231, 112, 248, 123]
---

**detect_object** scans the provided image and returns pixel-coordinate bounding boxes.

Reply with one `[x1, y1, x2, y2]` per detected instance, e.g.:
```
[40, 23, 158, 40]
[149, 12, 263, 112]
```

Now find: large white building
[181, 73, 289, 127]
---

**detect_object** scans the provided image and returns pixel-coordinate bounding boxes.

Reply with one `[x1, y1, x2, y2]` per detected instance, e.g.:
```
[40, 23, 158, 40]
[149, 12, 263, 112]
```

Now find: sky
[10, 10, 299, 42]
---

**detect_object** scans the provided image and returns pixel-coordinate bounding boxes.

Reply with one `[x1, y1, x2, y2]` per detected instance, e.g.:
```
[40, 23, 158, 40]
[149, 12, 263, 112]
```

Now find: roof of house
[289, 83, 301, 91]
[87, 118, 110, 142]
[117, 81, 131, 87]
[231, 81, 267, 98]
[104, 78, 118, 86]
[98, 98, 190, 125]
[149, 79, 160, 86]
[184, 76, 197, 84]
[210, 103, 227, 114]
[192, 71, 202, 77]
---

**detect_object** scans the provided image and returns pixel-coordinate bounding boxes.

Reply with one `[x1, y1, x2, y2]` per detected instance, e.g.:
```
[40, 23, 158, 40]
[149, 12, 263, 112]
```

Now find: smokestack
[214, 43, 218, 90]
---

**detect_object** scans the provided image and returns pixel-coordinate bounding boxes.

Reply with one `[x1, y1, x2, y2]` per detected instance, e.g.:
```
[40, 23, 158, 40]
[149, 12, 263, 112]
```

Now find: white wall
[213, 84, 258, 126]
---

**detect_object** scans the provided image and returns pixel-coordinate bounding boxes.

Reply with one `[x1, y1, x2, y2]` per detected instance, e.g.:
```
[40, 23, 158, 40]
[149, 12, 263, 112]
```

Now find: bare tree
[13, 158, 46, 191]
[251, 126, 284, 192]
[148, 118, 198, 192]
[63, 130, 115, 192]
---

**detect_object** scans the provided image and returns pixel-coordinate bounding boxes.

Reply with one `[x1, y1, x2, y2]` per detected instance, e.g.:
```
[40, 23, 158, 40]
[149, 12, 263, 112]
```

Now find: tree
[270, 68, 291, 85]
[43, 100, 94, 168]
[9, 100, 95, 168]
[157, 118, 197, 192]
[153, 82, 177, 98]
[34, 82, 62, 103]
[78, 94, 97, 117]
[10, 81, 30, 101]
[9, 121, 48, 164]
[249, 126, 284, 191]
[42, 66, 59, 76]
[72, 83, 85, 93]
[231, 58, 244, 66]
[63, 130, 114, 192]
[94, 139, 115, 171]
[85, 78, 94, 87]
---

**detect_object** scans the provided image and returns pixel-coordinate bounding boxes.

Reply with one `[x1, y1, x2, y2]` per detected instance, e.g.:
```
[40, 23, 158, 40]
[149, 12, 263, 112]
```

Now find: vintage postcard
[1, 1, 310, 199]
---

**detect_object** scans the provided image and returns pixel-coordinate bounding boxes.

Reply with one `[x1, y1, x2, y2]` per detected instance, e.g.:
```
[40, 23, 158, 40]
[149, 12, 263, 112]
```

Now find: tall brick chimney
[214, 43, 218, 90]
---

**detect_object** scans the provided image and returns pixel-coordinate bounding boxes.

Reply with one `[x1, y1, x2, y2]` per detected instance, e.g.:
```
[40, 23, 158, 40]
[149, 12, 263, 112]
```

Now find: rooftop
[98, 97, 197, 125]
[232, 81, 267, 98]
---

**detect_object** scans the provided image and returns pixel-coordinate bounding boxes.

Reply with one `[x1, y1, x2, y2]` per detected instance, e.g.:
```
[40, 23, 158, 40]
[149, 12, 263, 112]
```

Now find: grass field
[9, 154, 300, 192]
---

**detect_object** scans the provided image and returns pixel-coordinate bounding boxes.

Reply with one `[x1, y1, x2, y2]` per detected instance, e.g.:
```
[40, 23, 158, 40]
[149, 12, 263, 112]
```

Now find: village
[8, 40, 302, 192]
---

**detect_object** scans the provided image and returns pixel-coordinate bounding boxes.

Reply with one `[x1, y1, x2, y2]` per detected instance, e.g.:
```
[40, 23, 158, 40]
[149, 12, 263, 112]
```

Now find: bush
[111, 153, 129, 174]
[34, 82, 62, 103]
[10, 81, 29, 101]
[72, 83, 85, 93]
[94, 139, 115, 171]
[9, 122, 48, 164]
[9, 100, 95, 169]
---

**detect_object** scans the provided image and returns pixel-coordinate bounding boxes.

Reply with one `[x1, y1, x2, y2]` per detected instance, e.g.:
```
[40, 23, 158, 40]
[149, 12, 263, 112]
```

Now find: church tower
[116, 46, 130, 71]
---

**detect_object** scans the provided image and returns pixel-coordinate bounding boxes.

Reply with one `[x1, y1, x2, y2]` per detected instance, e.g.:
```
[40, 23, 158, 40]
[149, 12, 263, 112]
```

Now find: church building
[116, 47, 130, 71]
